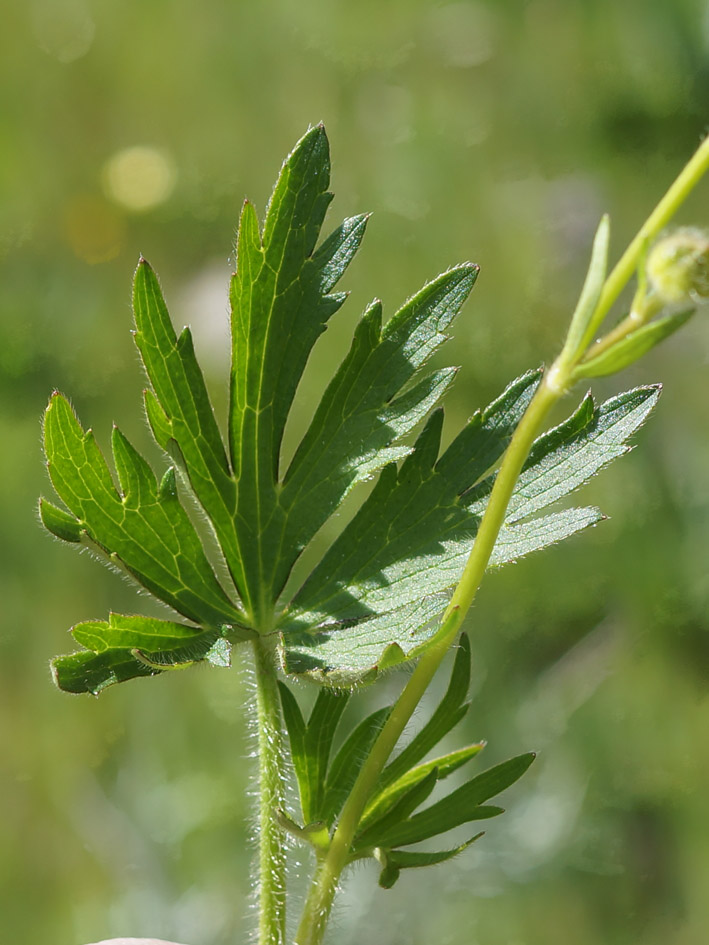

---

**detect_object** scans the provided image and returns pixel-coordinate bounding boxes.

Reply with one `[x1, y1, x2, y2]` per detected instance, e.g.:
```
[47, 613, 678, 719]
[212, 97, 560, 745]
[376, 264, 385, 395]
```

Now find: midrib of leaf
[254, 172, 306, 621]
[229, 127, 335, 627]
[231, 200, 288, 626]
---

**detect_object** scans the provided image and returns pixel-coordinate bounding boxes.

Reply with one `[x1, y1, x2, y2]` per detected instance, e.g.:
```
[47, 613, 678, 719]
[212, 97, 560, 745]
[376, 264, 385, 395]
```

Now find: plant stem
[294, 377, 561, 945]
[252, 636, 287, 945]
[294, 132, 709, 945]
[586, 133, 709, 340]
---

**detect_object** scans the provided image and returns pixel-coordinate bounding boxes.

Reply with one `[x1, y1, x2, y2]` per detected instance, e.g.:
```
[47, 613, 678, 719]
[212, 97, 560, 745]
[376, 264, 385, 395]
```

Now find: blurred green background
[1, 1, 709, 943]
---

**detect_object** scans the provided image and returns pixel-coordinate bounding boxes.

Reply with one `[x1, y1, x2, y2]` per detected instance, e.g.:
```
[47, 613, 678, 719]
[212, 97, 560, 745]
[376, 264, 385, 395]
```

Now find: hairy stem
[252, 636, 287, 945]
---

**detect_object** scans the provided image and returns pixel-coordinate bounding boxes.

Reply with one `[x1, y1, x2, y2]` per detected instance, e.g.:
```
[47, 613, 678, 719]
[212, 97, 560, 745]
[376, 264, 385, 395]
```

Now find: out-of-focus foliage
[1, 1, 708, 943]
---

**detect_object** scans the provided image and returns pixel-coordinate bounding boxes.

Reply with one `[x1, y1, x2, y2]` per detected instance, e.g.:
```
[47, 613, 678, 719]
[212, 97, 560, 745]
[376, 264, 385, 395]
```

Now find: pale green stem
[294, 132, 709, 945]
[252, 636, 287, 945]
[294, 378, 560, 945]
[586, 133, 709, 341]
[576, 292, 664, 367]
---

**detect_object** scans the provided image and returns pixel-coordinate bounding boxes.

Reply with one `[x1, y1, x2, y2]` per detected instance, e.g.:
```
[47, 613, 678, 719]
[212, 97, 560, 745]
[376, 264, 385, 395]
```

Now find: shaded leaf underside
[278, 383, 660, 683]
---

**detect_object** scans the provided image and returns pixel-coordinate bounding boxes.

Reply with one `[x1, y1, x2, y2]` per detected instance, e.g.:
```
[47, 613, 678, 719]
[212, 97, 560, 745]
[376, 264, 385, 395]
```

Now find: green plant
[40, 126, 709, 945]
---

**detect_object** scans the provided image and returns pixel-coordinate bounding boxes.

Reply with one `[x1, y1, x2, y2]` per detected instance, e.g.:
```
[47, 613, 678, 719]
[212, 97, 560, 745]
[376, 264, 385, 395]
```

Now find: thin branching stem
[587, 133, 709, 341]
[293, 376, 558, 945]
[294, 132, 709, 945]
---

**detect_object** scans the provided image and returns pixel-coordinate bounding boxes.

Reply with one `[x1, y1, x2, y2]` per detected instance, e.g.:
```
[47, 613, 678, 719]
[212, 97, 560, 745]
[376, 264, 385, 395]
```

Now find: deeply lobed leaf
[41, 124, 663, 694]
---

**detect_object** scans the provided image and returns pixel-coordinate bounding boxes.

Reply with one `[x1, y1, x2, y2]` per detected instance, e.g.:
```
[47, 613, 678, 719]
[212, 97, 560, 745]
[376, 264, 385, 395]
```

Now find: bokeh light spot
[30, 0, 96, 64]
[103, 146, 177, 213]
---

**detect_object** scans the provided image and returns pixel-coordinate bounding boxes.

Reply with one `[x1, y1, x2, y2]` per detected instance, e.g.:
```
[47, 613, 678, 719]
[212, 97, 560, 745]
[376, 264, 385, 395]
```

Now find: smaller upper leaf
[561, 214, 610, 361]
[354, 767, 440, 852]
[359, 743, 484, 838]
[321, 705, 392, 826]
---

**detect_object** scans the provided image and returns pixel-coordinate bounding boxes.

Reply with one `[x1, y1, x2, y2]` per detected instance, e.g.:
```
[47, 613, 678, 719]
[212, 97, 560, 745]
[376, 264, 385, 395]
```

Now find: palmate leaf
[278, 684, 350, 825]
[574, 307, 694, 379]
[41, 124, 662, 694]
[279, 679, 393, 828]
[320, 705, 392, 826]
[277, 625, 521, 884]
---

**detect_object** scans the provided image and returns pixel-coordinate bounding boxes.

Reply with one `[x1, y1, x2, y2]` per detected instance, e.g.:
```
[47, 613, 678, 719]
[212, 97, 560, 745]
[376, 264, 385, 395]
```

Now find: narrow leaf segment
[52, 613, 234, 695]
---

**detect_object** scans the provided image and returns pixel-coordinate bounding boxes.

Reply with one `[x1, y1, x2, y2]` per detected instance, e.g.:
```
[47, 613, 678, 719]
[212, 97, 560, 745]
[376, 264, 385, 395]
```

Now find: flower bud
[646, 227, 709, 303]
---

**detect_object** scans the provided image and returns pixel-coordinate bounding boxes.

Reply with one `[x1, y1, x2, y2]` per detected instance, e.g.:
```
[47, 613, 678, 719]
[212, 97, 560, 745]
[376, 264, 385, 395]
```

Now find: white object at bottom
[87, 939, 190, 945]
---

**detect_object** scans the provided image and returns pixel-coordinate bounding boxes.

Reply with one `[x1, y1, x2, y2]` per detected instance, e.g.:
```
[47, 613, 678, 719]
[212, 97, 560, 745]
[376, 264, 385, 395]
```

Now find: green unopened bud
[646, 227, 709, 303]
